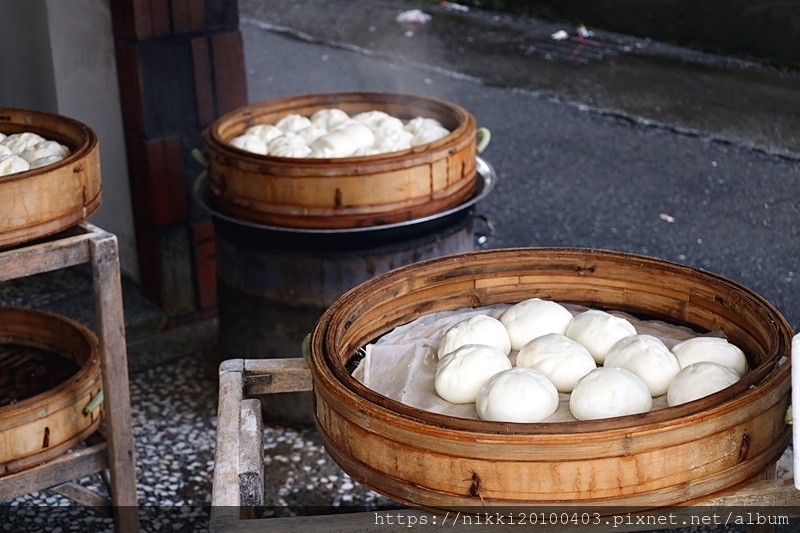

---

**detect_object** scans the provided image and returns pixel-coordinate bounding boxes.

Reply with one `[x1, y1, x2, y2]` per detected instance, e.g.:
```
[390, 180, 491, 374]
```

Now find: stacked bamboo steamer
[0, 108, 103, 474]
[0, 108, 102, 248]
[202, 91, 479, 229]
[310, 248, 794, 511]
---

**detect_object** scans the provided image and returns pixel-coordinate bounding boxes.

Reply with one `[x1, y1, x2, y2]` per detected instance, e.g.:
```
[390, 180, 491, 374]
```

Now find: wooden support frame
[211, 357, 800, 533]
[0, 223, 140, 533]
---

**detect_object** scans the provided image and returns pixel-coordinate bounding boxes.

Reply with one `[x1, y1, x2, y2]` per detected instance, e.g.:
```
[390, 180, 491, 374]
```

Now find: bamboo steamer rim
[310, 247, 793, 438]
[203, 90, 477, 167]
[0, 107, 99, 184]
[0, 306, 100, 423]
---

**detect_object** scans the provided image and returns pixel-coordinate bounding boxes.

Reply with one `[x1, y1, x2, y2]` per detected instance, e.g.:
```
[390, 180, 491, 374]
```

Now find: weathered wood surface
[244, 358, 313, 395]
[211, 358, 800, 533]
[0, 223, 140, 533]
[0, 442, 108, 501]
[238, 399, 264, 507]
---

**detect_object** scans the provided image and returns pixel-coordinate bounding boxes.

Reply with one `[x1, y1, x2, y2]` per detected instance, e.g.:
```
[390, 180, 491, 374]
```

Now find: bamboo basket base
[0, 421, 101, 477]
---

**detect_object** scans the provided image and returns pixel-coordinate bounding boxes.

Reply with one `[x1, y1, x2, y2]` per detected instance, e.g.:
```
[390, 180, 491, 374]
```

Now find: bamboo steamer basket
[0, 307, 103, 476]
[203, 92, 478, 229]
[309, 248, 794, 511]
[0, 108, 102, 248]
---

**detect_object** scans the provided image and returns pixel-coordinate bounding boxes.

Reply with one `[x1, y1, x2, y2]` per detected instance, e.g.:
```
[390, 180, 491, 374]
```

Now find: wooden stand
[0, 223, 140, 532]
[211, 358, 800, 533]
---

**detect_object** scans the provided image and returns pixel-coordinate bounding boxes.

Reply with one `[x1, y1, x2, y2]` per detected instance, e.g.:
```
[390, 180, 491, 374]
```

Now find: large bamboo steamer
[0, 307, 103, 476]
[0, 108, 102, 248]
[310, 248, 794, 511]
[203, 92, 478, 229]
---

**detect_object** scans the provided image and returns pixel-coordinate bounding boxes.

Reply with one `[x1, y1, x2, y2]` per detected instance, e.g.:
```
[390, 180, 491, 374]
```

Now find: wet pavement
[240, 0, 800, 329]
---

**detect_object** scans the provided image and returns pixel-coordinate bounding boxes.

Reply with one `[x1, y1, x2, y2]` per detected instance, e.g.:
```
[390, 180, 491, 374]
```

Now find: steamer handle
[301, 333, 312, 366]
[476, 128, 491, 154]
[83, 390, 104, 415]
[192, 148, 209, 168]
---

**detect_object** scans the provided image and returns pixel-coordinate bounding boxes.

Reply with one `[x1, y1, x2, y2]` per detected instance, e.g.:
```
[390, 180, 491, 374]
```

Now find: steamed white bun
[604, 335, 680, 396]
[0, 154, 31, 176]
[565, 310, 637, 364]
[244, 124, 284, 143]
[476, 367, 559, 422]
[499, 298, 574, 351]
[230, 134, 268, 155]
[437, 314, 511, 359]
[2, 132, 46, 154]
[667, 361, 741, 407]
[671, 336, 749, 377]
[435, 344, 512, 404]
[275, 113, 312, 133]
[569, 367, 652, 421]
[310, 108, 351, 131]
[515, 333, 596, 393]
[19, 140, 70, 164]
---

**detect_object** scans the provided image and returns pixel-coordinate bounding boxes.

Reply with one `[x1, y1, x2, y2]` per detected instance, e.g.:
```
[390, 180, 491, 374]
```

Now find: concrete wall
[0, 0, 139, 279]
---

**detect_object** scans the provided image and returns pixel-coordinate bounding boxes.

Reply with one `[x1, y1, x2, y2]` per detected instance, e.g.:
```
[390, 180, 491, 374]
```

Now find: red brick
[211, 31, 248, 115]
[153, 0, 172, 36]
[191, 221, 217, 310]
[134, 222, 163, 304]
[173, 0, 207, 34]
[115, 41, 147, 134]
[127, 136, 188, 226]
[191, 37, 217, 126]
[110, 0, 135, 39]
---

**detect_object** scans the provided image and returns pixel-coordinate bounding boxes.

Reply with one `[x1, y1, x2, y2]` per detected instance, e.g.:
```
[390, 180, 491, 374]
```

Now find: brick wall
[111, 0, 246, 317]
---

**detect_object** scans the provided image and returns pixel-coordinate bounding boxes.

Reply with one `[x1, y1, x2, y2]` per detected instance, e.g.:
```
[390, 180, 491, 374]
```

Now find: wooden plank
[243, 359, 312, 395]
[89, 231, 141, 533]
[0, 230, 91, 282]
[52, 482, 112, 513]
[238, 399, 264, 507]
[0, 442, 108, 501]
[210, 361, 245, 533]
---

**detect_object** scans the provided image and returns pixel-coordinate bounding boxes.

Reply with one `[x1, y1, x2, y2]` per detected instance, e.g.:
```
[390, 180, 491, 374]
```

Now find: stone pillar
[110, 0, 247, 317]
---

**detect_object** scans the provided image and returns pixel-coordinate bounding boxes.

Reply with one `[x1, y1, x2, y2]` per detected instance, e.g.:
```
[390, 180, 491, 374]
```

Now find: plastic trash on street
[396, 9, 432, 24]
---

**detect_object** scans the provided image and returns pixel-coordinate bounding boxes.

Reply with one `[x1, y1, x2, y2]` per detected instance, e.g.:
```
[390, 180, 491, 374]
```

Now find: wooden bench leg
[90, 233, 140, 533]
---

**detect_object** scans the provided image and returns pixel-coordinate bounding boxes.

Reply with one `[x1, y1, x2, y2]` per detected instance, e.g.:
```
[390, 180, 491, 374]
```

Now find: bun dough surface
[604, 334, 680, 396]
[437, 314, 511, 359]
[435, 344, 512, 404]
[515, 333, 596, 393]
[569, 367, 652, 420]
[499, 298, 574, 351]
[476, 367, 559, 422]
[671, 336, 749, 377]
[667, 361, 741, 406]
[565, 310, 637, 364]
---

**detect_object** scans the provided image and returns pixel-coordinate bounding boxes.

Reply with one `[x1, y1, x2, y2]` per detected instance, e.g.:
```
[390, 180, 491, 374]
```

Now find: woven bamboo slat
[203, 92, 477, 229]
[0, 307, 102, 475]
[309, 248, 794, 510]
[0, 108, 102, 248]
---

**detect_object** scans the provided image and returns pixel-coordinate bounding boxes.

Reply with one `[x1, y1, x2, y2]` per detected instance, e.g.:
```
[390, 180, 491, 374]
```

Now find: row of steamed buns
[434, 298, 748, 423]
[229, 108, 451, 159]
[0, 132, 71, 177]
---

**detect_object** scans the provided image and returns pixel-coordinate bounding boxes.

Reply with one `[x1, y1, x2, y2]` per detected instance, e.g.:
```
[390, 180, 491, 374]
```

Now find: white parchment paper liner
[353, 303, 719, 422]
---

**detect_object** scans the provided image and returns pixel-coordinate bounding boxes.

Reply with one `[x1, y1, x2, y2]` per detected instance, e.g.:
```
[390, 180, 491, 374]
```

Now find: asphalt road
[237, 0, 800, 330]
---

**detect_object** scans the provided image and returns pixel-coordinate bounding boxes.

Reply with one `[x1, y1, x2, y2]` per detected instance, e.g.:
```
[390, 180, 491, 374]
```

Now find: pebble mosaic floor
[1, 342, 795, 532]
[1, 346, 393, 532]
